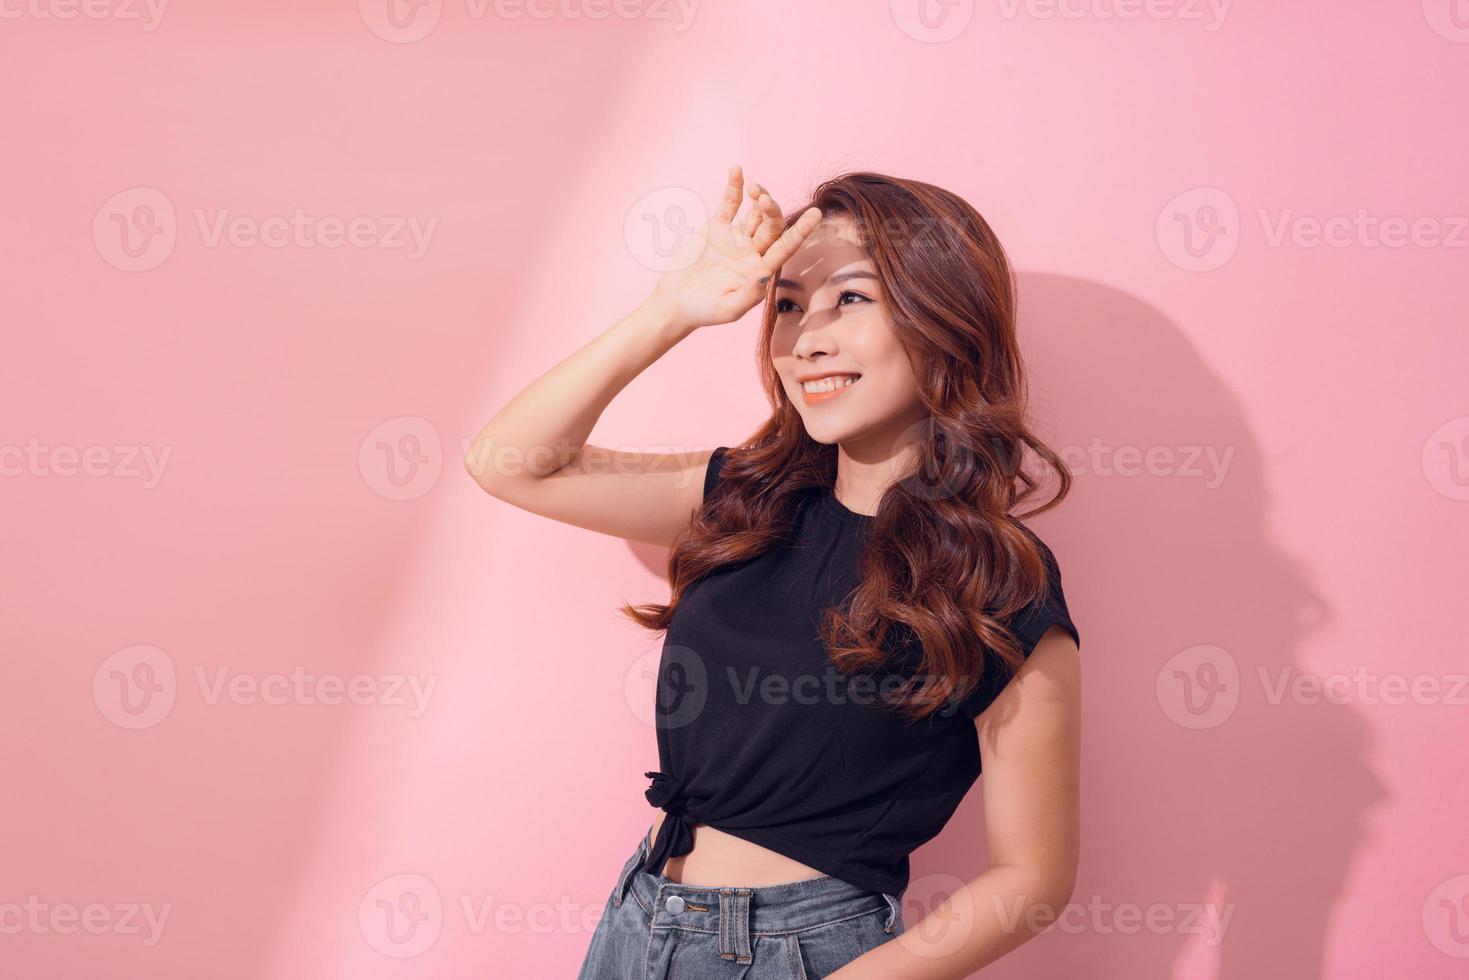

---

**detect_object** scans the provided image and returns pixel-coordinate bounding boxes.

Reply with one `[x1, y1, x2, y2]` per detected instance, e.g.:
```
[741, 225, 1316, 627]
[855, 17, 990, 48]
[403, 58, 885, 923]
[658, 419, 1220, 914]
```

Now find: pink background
[3, 2, 1467, 978]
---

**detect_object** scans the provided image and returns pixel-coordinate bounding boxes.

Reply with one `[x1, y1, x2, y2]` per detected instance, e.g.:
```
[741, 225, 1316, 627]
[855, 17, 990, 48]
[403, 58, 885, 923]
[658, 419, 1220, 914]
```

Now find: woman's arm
[829, 624, 1083, 979]
[463, 164, 821, 548]
[462, 295, 716, 547]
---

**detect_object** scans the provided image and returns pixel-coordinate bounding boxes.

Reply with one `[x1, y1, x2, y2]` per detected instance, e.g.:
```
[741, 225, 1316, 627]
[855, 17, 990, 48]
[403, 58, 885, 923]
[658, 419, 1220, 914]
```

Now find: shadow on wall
[913, 271, 1387, 979]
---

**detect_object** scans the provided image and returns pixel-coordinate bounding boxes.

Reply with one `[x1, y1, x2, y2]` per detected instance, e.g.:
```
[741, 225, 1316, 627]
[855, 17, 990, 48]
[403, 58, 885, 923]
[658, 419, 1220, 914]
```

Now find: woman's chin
[801, 419, 865, 447]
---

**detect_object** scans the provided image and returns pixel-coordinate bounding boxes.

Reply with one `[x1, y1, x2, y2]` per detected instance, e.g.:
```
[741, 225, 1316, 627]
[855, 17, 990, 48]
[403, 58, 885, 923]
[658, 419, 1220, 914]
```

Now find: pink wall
[2, 2, 1465, 978]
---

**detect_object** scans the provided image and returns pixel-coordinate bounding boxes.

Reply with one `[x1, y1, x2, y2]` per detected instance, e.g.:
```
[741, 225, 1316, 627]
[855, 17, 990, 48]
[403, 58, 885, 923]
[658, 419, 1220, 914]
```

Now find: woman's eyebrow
[773, 270, 879, 292]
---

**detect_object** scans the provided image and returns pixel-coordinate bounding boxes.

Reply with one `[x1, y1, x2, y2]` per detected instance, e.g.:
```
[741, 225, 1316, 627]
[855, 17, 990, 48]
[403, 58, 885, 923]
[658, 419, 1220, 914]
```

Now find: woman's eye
[775, 292, 870, 315]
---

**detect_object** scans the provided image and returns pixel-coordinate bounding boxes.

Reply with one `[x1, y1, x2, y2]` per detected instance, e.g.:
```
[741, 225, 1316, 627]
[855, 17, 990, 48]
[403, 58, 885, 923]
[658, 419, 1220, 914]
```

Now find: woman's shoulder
[1008, 521, 1079, 654]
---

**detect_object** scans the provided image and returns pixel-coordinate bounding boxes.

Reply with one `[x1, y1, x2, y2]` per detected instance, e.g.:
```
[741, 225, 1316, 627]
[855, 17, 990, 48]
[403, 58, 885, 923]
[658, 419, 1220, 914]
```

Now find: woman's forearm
[829, 863, 1073, 980]
[463, 293, 689, 487]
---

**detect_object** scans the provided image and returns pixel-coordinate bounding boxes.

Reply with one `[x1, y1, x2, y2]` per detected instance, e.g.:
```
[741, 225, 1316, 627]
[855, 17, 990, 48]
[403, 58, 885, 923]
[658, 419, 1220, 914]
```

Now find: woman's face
[769, 213, 926, 450]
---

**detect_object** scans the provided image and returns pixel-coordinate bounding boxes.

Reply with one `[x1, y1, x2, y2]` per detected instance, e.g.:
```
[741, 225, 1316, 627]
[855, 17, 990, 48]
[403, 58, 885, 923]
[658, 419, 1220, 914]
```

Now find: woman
[465, 165, 1083, 979]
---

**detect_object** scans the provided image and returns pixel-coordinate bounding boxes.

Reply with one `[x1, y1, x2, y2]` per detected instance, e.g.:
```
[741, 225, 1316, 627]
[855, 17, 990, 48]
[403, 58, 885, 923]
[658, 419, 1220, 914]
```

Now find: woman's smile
[798, 371, 862, 405]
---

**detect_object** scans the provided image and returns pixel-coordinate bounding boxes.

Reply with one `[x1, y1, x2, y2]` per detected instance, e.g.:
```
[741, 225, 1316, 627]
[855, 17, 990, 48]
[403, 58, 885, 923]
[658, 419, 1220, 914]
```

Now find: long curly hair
[620, 171, 1073, 722]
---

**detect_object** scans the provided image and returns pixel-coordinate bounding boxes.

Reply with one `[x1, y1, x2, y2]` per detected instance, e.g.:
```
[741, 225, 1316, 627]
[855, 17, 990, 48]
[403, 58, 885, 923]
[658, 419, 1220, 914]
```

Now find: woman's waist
[647, 810, 829, 888]
[629, 816, 900, 933]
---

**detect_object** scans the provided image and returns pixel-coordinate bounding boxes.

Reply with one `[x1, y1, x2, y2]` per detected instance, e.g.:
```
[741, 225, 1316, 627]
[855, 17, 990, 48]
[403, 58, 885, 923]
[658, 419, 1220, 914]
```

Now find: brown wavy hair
[620, 171, 1073, 722]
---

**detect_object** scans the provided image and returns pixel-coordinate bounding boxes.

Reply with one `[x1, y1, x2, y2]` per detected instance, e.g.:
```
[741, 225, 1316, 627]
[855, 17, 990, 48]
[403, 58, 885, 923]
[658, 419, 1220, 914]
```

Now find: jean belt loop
[717, 888, 754, 963]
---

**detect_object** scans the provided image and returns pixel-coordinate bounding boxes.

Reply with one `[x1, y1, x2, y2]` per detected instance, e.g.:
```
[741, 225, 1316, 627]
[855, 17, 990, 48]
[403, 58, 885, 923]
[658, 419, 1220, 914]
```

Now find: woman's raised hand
[648, 164, 823, 334]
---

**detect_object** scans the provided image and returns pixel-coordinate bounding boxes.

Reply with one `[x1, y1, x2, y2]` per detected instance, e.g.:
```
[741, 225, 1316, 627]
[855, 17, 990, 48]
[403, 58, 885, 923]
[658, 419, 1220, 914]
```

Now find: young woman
[465, 165, 1083, 979]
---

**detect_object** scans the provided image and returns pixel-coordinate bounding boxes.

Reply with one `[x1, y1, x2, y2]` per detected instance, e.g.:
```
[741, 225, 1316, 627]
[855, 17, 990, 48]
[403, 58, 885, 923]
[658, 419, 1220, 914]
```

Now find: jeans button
[664, 895, 685, 915]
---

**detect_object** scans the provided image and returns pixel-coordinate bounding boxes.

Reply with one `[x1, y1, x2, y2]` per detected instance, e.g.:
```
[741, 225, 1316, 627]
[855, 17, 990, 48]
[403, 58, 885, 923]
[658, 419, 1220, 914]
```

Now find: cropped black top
[639, 446, 1080, 896]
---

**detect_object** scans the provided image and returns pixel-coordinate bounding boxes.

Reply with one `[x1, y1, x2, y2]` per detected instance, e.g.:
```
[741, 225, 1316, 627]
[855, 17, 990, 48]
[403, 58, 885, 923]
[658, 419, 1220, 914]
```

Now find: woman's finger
[761, 206, 823, 272]
[738, 182, 764, 240]
[712, 164, 744, 225]
[750, 191, 785, 254]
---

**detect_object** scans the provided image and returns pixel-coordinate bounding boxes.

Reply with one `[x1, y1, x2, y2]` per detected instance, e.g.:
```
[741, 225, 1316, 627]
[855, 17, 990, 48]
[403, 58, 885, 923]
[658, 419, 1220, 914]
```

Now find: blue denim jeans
[577, 823, 905, 979]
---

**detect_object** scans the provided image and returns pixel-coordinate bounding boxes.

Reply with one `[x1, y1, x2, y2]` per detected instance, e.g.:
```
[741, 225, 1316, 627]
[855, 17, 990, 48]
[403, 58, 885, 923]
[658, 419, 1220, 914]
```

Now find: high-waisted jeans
[577, 823, 905, 979]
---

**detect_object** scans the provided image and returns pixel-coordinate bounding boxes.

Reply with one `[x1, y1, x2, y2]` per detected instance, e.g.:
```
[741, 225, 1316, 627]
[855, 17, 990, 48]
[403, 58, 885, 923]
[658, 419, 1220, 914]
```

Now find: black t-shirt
[640, 446, 1080, 896]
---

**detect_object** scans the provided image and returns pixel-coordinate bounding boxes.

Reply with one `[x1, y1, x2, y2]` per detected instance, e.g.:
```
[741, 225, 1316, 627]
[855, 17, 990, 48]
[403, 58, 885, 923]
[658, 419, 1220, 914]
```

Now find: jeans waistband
[615, 822, 903, 943]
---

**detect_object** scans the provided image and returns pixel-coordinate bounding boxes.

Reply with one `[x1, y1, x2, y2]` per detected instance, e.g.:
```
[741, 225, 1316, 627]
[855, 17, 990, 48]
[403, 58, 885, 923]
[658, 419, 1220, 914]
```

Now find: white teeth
[802, 375, 859, 394]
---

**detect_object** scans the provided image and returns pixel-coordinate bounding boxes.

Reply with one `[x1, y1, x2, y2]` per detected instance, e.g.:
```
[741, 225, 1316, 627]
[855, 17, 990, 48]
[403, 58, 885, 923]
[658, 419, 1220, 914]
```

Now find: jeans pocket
[880, 891, 904, 933]
[612, 827, 651, 908]
[791, 905, 897, 979]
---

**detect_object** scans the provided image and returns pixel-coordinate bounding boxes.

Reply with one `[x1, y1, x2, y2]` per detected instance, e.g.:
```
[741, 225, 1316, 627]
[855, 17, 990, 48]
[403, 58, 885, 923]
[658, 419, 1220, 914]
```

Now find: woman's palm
[652, 166, 822, 330]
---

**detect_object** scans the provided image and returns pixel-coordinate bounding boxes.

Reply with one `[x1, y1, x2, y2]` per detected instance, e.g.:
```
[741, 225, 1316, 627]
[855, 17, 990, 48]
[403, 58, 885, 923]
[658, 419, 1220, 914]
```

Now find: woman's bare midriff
[646, 810, 828, 887]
